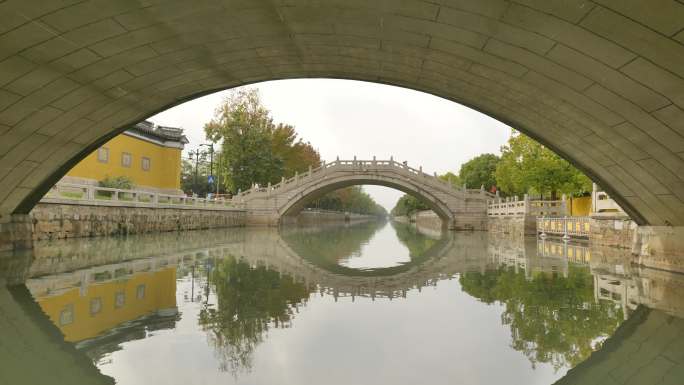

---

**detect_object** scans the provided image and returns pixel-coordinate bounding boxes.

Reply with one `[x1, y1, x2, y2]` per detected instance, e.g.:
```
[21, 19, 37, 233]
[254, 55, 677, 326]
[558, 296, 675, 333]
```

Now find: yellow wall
[66, 133, 182, 190]
[36, 268, 177, 342]
[570, 196, 592, 216]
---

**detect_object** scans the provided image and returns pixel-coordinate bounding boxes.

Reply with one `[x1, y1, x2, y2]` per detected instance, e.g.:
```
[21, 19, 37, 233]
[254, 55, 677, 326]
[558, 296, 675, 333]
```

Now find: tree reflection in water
[198, 256, 313, 374]
[460, 265, 624, 370]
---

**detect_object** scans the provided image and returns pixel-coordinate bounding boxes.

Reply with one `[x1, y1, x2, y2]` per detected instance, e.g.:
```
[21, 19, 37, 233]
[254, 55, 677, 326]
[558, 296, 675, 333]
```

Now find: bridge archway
[278, 175, 455, 225]
[1, 1, 683, 226]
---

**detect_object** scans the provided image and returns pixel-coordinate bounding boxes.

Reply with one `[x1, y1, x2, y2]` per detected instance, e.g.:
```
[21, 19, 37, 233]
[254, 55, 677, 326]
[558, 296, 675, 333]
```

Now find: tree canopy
[495, 131, 592, 199]
[204, 88, 320, 193]
[307, 186, 387, 216]
[460, 265, 623, 370]
[459, 153, 500, 191]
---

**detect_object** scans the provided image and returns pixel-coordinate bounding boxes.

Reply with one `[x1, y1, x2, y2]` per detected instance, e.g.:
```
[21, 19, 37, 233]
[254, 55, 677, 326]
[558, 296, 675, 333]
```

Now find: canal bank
[0, 202, 382, 251]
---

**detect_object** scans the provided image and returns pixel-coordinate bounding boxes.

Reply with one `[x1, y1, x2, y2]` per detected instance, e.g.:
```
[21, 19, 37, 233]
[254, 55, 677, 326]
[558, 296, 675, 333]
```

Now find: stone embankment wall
[281, 210, 378, 226]
[392, 211, 445, 237]
[27, 203, 246, 242]
[487, 216, 537, 237]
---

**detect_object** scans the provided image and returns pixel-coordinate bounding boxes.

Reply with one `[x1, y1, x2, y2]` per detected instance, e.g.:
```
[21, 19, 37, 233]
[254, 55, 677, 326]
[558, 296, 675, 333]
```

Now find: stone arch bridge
[233, 158, 493, 229]
[1, 0, 684, 241]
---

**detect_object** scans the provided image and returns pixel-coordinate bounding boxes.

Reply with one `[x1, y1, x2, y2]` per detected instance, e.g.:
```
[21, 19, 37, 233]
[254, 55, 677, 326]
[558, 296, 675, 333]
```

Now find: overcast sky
[150, 79, 511, 210]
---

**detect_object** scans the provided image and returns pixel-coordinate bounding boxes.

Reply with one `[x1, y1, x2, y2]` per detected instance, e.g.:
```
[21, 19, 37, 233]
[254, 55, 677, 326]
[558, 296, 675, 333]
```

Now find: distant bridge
[236, 158, 493, 229]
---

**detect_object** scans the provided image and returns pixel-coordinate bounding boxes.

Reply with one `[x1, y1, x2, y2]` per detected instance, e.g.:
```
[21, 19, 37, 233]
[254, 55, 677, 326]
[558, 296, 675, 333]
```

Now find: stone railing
[41, 183, 244, 210]
[591, 183, 627, 217]
[487, 194, 568, 217]
[537, 216, 592, 239]
[234, 157, 493, 200]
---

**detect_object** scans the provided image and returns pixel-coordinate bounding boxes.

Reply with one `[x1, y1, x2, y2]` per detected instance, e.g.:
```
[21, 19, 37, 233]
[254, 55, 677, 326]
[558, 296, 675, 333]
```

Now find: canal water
[1, 220, 683, 385]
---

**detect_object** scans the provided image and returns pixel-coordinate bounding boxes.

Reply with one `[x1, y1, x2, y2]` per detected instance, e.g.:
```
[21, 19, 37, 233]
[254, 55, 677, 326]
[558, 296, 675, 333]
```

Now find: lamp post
[200, 143, 214, 194]
[188, 149, 205, 196]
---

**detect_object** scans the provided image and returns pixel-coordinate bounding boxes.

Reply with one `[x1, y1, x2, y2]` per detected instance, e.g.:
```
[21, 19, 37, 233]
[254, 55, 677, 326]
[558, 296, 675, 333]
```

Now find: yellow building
[34, 268, 178, 343]
[63, 121, 188, 194]
[569, 196, 592, 217]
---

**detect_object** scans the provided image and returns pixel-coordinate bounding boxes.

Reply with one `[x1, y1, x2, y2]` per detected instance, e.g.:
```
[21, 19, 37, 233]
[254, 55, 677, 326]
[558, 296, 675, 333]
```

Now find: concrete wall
[28, 203, 246, 242]
[487, 216, 537, 237]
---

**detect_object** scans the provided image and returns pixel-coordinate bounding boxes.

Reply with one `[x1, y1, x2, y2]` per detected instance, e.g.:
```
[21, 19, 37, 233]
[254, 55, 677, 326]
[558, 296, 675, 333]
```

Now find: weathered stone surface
[0, 1, 682, 227]
[238, 160, 490, 230]
[28, 203, 246, 241]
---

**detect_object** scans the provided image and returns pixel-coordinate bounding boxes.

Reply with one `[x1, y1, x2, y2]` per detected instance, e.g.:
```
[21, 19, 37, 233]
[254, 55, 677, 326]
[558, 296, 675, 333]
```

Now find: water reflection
[1, 221, 683, 384]
[199, 256, 313, 374]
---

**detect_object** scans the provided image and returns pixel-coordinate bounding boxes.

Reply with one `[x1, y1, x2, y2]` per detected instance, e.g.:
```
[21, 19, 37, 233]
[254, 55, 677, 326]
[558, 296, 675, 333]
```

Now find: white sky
[150, 79, 511, 210]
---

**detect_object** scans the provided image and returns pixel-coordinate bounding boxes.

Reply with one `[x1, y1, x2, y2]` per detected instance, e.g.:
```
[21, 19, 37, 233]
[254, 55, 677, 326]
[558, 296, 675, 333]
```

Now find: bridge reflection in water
[0, 222, 682, 385]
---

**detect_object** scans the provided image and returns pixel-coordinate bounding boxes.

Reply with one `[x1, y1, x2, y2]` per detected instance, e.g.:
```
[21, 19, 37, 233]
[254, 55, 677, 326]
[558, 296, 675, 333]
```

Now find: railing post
[267, 182, 271, 197]
[87, 185, 95, 200]
[563, 216, 570, 241]
[112, 190, 119, 201]
[372, 156, 376, 165]
[153, 193, 159, 205]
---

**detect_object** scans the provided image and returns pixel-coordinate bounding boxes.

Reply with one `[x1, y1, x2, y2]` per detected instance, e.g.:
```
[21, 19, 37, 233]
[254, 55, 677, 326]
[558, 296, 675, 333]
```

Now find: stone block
[585, 84, 684, 154]
[593, 0, 684, 36]
[504, 4, 636, 68]
[581, 6, 684, 78]
[547, 44, 669, 112]
[484, 39, 593, 92]
[430, 38, 528, 77]
[621, 58, 684, 110]
[0, 56, 36, 88]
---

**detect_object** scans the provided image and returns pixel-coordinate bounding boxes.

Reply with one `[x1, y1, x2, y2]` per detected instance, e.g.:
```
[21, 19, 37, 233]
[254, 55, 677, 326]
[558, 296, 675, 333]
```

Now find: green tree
[495, 131, 592, 199]
[204, 88, 320, 193]
[390, 194, 430, 217]
[460, 265, 623, 370]
[459, 153, 500, 191]
[307, 186, 387, 216]
[199, 256, 312, 374]
[438, 172, 461, 188]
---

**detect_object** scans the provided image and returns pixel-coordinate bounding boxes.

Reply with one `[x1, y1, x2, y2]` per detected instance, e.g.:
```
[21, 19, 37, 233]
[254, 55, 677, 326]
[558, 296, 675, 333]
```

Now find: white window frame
[141, 157, 151, 171]
[97, 147, 109, 163]
[121, 152, 132, 168]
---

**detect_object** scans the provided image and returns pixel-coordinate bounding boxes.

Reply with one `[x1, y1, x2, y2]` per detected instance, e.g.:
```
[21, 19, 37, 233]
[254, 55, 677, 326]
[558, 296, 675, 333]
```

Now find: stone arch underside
[276, 175, 455, 225]
[1, 1, 684, 225]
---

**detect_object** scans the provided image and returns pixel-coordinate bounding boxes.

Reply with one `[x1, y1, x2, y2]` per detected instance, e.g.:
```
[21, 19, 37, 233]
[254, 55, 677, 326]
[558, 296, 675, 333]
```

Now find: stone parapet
[0, 204, 247, 250]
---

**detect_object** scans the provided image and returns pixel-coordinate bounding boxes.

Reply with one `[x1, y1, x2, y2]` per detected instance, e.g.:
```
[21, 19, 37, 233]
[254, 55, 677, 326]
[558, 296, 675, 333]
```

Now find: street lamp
[188, 149, 206, 196]
[200, 143, 214, 195]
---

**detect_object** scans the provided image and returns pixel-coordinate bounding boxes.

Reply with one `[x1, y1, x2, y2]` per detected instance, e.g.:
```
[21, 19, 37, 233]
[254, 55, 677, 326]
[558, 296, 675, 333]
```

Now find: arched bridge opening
[235, 159, 492, 230]
[0, 1, 683, 228]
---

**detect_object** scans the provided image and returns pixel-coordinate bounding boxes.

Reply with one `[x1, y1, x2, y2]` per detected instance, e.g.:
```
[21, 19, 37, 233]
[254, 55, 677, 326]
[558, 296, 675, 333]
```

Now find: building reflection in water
[9, 222, 684, 384]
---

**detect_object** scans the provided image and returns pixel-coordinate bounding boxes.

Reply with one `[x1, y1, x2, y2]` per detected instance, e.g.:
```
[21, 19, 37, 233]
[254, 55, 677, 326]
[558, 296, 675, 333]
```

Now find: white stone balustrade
[234, 158, 492, 199]
[487, 194, 568, 218]
[591, 183, 627, 217]
[537, 216, 592, 239]
[42, 183, 245, 210]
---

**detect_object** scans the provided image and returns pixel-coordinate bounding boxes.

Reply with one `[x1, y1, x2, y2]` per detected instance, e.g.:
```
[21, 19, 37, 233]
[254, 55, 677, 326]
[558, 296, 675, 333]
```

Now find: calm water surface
[1, 220, 683, 385]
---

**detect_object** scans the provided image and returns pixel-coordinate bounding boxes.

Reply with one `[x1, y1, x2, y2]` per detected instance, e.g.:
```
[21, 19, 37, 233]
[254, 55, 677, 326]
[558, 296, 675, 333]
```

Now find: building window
[97, 147, 109, 163]
[141, 157, 151, 171]
[136, 284, 146, 299]
[59, 304, 74, 326]
[90, 298, 102, 316]
[115, 291, 125, 308]
[121, 152, 132, 168]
